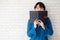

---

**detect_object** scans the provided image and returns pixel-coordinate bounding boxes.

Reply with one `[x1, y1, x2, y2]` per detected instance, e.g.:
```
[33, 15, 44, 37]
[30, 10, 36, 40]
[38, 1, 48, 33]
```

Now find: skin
[34, 4, 44, 28]
[34, 5, 44, 11]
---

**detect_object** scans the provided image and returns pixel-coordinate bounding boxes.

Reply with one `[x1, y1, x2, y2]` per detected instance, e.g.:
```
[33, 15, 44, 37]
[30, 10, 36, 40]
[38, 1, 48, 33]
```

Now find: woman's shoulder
[27, 19, 31, 24]
[28, 19, 30, 23]
[27, 19, 33, 25]
[46, 17, 52, 25]
[47, 17, 51, 22]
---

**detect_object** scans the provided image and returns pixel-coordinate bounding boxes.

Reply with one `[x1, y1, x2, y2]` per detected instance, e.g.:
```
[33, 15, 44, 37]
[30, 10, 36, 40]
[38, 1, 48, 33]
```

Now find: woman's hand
[33, 19, 38, 28]
[37, 20, 45, 29]
[34, 19, 45, 29]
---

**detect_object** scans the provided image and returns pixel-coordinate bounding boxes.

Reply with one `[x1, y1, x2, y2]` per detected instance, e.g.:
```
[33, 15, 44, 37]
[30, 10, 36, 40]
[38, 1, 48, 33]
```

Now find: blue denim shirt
[27, 18, 53, 40]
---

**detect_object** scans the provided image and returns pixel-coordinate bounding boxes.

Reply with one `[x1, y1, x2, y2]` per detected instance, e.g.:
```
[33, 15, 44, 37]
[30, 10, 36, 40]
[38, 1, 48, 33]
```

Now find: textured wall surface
[0, 0, 60, 40]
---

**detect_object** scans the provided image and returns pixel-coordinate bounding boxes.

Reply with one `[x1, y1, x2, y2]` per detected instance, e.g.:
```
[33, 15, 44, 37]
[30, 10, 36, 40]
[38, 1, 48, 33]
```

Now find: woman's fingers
[37, 20, 41, 23]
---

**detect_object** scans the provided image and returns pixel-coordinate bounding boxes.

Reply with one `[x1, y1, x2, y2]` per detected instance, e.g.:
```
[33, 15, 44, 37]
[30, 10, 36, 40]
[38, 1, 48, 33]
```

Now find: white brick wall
[0, 0, 60, 40]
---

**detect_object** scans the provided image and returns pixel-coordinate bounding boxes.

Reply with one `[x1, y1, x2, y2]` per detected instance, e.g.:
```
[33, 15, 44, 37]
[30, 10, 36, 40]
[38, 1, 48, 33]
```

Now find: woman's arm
[27, 20, 36, 38]
[44, 18, 53, 36]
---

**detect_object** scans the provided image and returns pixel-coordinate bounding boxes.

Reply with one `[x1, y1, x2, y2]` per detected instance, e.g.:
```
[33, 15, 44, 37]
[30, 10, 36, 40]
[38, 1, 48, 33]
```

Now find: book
[30, 11, 48, 25]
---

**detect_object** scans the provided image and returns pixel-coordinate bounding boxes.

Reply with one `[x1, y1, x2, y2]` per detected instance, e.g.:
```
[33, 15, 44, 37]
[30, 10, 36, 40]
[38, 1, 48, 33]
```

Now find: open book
[30, 11, 48, 25]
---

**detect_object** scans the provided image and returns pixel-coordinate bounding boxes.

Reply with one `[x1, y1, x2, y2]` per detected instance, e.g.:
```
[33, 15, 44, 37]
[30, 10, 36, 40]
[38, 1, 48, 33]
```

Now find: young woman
[27, 2, 53, 40]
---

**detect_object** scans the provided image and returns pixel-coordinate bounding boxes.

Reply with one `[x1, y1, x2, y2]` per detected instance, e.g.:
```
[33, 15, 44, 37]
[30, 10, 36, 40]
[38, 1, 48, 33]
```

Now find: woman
[27, 2, 53, 40]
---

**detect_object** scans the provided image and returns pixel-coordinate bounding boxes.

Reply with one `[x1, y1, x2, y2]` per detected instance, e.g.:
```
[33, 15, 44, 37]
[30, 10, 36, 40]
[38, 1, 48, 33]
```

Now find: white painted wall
[0, 0, 60, 40]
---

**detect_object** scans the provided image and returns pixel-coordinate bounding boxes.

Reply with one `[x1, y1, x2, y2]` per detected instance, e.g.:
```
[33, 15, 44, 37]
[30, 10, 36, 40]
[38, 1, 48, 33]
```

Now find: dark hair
[34, 2, 46, 10]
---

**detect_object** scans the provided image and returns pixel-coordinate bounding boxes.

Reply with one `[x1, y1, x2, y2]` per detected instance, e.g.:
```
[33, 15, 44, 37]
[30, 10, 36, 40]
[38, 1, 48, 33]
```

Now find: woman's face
[34, 4, 44, 11]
